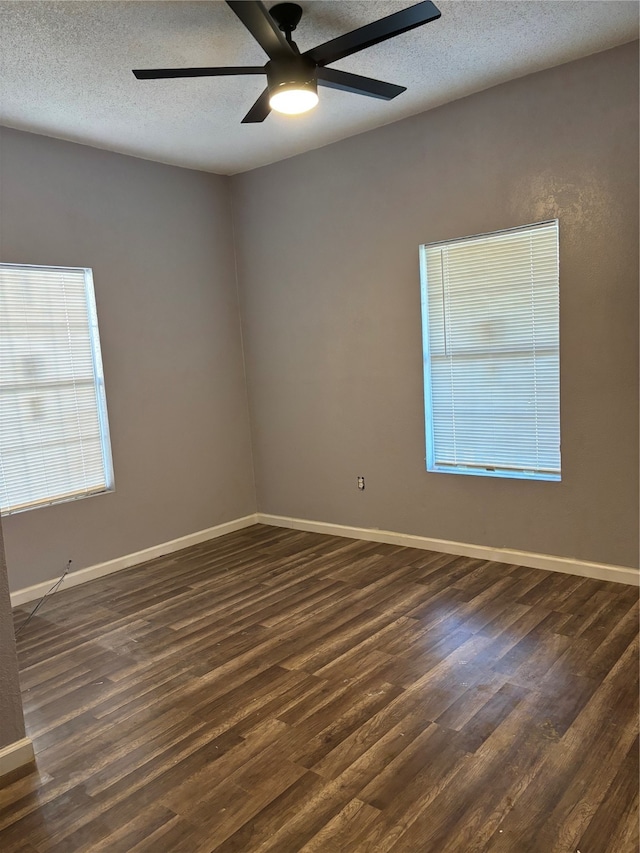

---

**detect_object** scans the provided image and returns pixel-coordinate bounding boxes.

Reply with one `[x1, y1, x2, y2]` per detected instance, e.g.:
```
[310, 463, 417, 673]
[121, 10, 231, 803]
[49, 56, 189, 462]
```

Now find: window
[420, 220, 560, 481]
[0, 264, 114, 514]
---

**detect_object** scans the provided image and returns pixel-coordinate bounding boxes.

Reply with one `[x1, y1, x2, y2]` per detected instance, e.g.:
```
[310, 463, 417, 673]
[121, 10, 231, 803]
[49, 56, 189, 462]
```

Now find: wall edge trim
[0, 738, 34, 779]
[10, 514, 258, 606]
[256, 513, 639, 586]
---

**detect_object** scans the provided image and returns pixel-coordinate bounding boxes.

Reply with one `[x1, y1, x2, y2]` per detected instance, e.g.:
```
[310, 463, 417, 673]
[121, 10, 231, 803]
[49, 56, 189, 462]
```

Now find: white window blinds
[0, 264, 114, 514]
[420, 220, 560, 481]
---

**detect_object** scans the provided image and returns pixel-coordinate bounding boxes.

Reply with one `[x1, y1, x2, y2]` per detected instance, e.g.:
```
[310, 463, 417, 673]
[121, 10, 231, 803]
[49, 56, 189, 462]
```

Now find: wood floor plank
[3, 524, 638, 852]
[296, 797, 381, 852]
[573, 735, 639, 853]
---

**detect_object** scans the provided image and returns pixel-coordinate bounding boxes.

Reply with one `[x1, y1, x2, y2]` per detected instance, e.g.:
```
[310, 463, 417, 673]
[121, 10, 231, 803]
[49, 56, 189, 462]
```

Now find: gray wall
[232, 42, 639, 569]
[0, 128, 256, 591]
[0, 518, 25, 748]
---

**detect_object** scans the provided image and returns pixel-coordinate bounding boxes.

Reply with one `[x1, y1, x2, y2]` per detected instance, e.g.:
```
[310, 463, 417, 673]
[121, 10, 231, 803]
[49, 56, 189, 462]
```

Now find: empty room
[0, 1, 638, 851]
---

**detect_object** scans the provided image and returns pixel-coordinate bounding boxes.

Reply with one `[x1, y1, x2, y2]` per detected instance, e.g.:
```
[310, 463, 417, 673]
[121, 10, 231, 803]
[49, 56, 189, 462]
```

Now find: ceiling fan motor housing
[266, 55, 317, 99]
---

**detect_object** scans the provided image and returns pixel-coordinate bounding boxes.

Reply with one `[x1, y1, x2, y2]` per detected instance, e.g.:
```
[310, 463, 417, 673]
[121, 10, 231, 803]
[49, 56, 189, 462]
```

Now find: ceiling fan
[133, 1, 441, 123]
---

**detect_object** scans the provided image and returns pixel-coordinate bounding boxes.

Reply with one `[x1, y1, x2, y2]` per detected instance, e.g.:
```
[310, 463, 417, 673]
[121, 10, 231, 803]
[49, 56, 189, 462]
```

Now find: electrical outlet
[357, 476, 365, 490]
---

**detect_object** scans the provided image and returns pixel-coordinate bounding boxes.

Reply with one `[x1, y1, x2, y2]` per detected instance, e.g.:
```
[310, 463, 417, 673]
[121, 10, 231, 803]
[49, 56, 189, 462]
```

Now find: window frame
[419, 220, 561, 483]
[0, 262, 115, 515]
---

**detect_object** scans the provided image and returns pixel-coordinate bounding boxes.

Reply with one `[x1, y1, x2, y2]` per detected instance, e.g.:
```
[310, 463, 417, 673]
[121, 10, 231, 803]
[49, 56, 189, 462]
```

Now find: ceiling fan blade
[133, 67, 265, 80]
[305, 1, 440, 67]
[317, 68, 405, 101]
[241, 88, 272, 123]
[226, 1, 295, 60]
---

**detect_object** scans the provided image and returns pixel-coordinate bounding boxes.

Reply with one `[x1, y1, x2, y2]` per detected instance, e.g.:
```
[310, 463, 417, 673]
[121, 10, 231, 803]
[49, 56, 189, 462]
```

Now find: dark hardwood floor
[2, 524, 638, 852]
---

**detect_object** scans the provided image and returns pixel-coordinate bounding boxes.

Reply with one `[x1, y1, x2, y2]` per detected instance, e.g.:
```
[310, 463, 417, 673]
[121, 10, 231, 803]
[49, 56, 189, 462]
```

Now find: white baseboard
[10, 510, 638, 607]
[0, 738, 34, 778]
[257, 513, 640, 587]
[10, 514, 258, 607]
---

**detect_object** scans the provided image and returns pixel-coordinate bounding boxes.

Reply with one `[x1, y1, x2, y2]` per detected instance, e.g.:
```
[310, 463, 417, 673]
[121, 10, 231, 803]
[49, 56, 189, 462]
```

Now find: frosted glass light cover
[269, 88, 319, 115]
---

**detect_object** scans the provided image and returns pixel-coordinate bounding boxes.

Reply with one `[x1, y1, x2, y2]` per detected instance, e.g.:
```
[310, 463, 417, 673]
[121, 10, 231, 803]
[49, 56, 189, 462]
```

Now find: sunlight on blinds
[0, 264, 114, 514]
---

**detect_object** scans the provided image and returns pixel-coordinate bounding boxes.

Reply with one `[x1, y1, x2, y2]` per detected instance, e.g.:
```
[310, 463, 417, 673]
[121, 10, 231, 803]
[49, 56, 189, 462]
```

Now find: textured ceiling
[0, 1, 637, 174]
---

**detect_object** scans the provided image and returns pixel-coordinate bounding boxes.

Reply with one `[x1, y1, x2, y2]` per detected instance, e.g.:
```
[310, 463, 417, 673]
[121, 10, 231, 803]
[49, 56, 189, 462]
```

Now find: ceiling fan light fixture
[268, 80, 318, 115]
